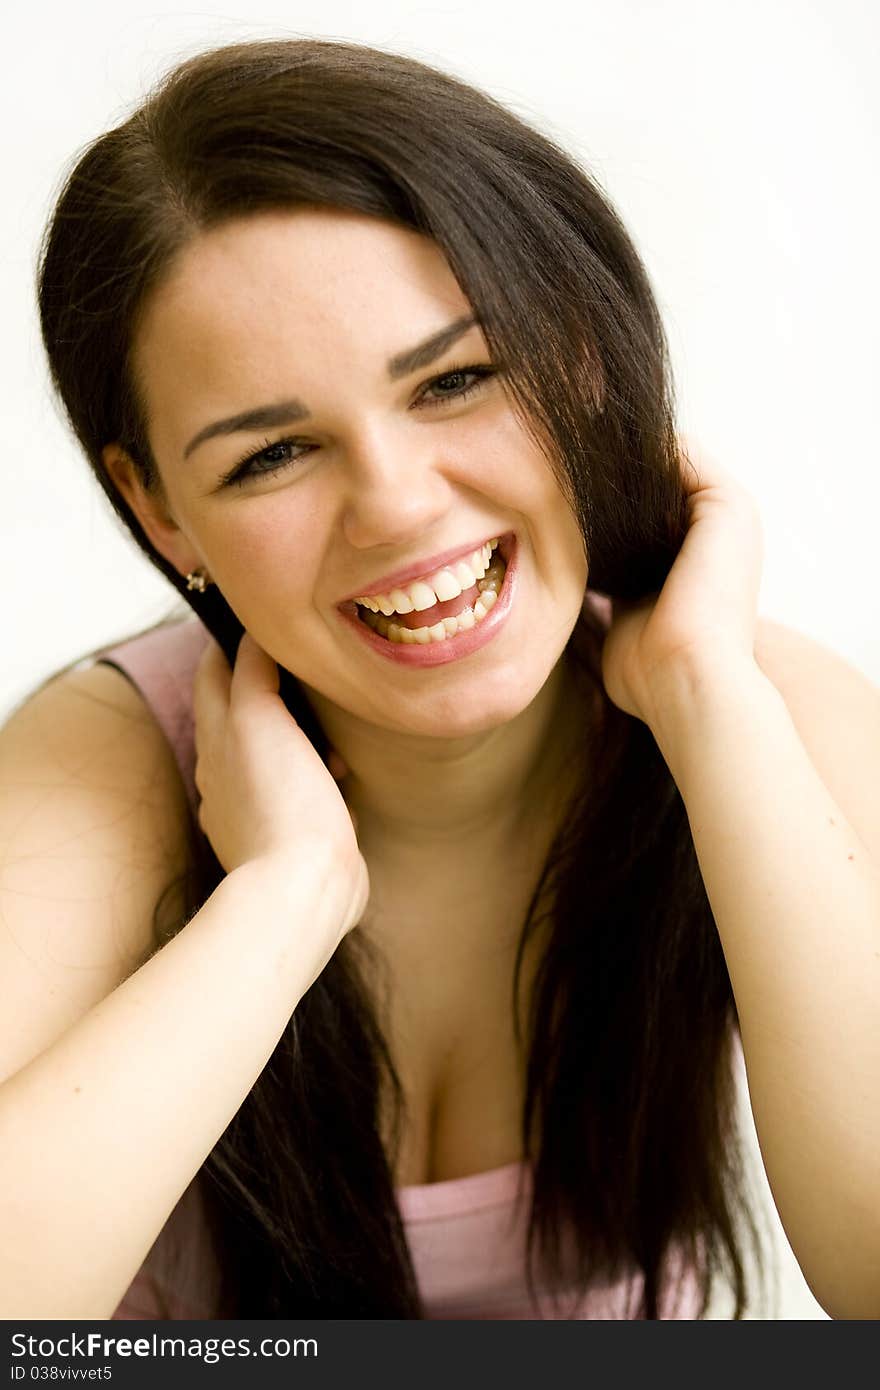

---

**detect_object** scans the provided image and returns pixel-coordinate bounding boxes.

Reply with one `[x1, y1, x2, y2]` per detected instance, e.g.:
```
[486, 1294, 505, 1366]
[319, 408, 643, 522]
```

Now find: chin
[407, 668, 553, 739]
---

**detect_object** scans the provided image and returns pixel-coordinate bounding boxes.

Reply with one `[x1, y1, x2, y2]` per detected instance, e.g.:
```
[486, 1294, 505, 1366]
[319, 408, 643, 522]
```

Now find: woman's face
[119, 207, 589, 738]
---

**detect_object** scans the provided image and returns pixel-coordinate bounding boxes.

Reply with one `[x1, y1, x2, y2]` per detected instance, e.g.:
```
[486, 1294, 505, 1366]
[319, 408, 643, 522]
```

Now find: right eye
[220, 437, 312, 488]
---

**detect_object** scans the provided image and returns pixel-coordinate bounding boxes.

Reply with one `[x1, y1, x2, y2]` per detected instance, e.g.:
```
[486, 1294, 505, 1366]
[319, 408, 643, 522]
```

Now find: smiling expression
[116, 207, 590, 738]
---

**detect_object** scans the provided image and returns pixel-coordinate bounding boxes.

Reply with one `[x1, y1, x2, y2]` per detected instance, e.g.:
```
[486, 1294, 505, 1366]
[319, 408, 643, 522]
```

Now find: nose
[339, 417, 454, 552]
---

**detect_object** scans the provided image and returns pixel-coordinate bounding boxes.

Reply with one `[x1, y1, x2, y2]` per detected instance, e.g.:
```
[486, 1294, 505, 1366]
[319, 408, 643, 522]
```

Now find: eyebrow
[182, 313, 479, 461]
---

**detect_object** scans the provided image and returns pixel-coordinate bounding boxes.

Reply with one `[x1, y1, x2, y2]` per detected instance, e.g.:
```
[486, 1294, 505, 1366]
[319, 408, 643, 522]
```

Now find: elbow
[802, 1253, 880, 1321]
[778, 1184, 880, 1319]
[813, 1288, 880, 1321]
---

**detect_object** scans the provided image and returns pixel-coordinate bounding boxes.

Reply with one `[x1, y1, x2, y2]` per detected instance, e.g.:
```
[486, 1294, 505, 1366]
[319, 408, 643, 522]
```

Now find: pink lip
[336, 532, 512, 605]
[336, 534, 518, 669]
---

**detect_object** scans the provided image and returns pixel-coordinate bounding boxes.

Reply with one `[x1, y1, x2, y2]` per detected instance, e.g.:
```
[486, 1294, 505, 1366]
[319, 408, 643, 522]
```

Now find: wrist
[201, 848, 349, 1003]
[646, 652, 785, 788]
[226, 842, 343, 929]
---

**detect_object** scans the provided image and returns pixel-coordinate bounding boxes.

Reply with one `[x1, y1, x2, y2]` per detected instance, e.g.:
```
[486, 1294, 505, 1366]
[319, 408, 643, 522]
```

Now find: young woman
[2, 38, 877, 1321]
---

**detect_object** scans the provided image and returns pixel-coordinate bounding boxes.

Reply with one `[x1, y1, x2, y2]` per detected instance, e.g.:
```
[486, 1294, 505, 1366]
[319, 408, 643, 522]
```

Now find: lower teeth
[358, 555, 507, 645]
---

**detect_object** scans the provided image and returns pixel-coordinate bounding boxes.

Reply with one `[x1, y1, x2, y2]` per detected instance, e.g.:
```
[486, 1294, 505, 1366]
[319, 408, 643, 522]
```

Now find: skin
[104, 207, 593, 943]
[99, 211, 880, 1276]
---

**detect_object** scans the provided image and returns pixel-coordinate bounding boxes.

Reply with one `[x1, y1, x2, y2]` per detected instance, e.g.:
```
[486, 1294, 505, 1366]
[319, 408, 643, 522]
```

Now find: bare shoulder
[753, 615, 880, 714]
[755, 616, 878, 688]
[753, 616, 880, 860]
[1, 658, 192, 841]
[0, 661, 195, 1083]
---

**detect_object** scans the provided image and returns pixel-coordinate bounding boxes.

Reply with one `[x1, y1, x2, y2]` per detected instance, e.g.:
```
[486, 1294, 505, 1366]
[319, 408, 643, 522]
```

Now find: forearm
[0, 851, 340, 1320]
[650, 658, 880, 1319]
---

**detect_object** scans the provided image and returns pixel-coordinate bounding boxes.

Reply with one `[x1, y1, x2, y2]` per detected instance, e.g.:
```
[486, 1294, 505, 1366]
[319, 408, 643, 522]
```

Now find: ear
[102, 443, 207, 582]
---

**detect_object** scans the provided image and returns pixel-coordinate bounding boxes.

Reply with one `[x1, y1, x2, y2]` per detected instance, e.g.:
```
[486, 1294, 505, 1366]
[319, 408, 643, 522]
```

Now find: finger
[327, 750, 349, 781]
[677, 434, 739, 493]
[193, 634, 232, 725]
[229, 630, 281, 706]
[676, 435, 708, 492]
[195, 632, 230, 675]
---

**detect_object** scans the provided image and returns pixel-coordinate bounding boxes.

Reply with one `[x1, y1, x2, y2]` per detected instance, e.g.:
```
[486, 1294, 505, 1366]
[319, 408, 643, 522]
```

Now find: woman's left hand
[600, 435, 765, 728]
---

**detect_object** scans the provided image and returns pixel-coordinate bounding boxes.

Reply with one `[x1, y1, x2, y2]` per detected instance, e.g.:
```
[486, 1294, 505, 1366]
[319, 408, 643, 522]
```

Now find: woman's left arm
[601, 439, 880, 1321]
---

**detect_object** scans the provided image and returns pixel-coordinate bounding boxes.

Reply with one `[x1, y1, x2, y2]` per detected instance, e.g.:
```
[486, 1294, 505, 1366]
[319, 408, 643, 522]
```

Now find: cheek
[205, 497, 323, 598]
[452, 413, 585, 591]
[458, 405, 560, 507]
[470, 410, 579, 538]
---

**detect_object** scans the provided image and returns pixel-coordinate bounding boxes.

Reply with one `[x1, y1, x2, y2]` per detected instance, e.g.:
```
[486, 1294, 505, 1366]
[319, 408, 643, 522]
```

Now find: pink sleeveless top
[91, 602, 705, 1320]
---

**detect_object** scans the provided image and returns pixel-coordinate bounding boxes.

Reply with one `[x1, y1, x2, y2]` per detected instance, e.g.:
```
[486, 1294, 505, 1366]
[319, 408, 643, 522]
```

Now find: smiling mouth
[355, 535, 513, 645]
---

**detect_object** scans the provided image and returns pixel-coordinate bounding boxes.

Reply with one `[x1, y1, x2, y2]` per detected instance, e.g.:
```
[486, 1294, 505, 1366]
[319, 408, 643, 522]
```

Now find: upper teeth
[355, 539, 500, 615]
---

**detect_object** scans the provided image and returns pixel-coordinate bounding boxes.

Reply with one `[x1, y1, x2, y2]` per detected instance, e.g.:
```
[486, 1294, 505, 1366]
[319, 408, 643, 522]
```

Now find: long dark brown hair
[37, 37, 767, 1317]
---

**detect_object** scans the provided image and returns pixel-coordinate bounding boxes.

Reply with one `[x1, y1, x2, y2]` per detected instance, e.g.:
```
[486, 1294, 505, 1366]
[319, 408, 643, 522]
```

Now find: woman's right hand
[192, 631, 369, 935]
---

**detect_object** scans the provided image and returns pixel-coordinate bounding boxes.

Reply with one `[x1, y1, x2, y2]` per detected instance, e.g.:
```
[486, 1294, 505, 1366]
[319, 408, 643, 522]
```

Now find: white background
[4, 0, 877, 1318]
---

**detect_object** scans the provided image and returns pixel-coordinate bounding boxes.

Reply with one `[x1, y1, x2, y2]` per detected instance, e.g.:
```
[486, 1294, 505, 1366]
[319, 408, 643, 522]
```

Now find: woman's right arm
[0, 660, 359, 1319]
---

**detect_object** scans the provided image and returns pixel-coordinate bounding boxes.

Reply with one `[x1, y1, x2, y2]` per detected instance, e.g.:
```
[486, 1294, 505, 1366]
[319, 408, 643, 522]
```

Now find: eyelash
[219, 364, 497, 488]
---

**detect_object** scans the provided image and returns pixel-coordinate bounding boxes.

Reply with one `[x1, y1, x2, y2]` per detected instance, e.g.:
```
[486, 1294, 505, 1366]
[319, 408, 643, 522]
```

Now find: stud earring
[184, 568, 213, 593]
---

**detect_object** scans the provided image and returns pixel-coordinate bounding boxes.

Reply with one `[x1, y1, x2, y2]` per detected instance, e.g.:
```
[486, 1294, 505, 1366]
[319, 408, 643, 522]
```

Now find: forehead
[134, 208, 471, 379]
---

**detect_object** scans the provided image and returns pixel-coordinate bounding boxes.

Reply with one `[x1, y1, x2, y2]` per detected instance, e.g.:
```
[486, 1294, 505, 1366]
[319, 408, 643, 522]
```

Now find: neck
[302, 655, 589, 870]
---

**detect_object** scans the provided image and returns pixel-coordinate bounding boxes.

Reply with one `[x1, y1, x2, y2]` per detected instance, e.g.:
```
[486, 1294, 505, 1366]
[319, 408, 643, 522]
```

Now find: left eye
[415, 364, 496, 407]
[221, 437, 309, 488]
